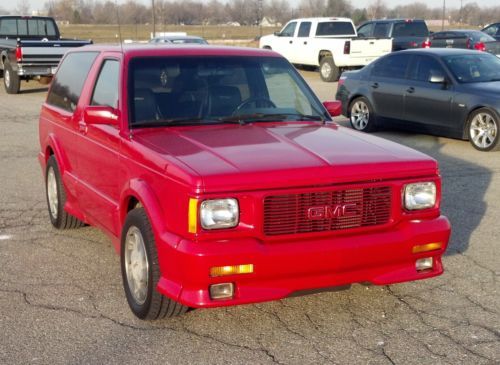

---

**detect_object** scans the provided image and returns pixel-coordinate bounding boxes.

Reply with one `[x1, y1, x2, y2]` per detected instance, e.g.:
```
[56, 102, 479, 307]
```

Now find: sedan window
[372, 54, 411, 79]
[412, 56, 445, 82]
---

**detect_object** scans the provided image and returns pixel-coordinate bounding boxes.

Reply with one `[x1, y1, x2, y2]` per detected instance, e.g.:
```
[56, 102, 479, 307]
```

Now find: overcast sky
[0, 0, 495, 14]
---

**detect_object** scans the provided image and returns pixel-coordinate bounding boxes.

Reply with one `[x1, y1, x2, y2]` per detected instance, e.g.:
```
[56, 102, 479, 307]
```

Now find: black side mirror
[273, 31, 281, 36]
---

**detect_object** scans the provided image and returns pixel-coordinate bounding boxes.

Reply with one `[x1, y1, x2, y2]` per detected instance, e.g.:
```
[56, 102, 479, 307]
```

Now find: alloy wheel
[350, 100, 370, 130]
[470, 112, 498, 149]
[46, 167, 58, 219]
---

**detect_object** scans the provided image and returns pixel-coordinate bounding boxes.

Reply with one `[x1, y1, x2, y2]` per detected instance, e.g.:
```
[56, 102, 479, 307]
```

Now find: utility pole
[152, 0, 156, 38]
[258, 0, 263, 37]
[441, 0, 446, 31]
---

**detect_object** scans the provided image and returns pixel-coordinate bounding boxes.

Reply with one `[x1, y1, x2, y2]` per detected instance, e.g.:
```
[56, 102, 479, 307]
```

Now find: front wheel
[319, 57, 339, 82]
[349, 97, 377, 132]
[121, 208, 189, 320]
[3, 60, 20, 94]
[467, 108, 499, 152]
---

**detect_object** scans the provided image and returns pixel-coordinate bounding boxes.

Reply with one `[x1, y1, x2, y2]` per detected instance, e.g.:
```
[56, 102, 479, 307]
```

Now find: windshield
[443, 53, 500, 83]
[128, 56, 328, 127]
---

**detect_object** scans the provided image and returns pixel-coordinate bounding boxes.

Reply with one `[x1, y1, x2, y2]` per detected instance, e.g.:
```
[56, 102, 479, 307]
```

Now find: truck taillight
[344, 41, 351, 54]
[474, 42, 486, 51]
[15, 45, 22, 62]
[421, 40, 431, 48]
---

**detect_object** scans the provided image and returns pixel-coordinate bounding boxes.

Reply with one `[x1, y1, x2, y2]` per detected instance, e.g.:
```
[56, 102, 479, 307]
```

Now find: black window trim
[89, 57, 121, 110]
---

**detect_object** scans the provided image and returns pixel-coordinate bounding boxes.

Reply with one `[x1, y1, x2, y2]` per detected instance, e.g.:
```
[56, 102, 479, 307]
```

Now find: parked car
[430, 30, 500, 57]
[336, 48, 500, 151]
[356, 19, 430, 51]
[39, 44, 450, 319]
[259, 17, 392, 82]
[0, 15, 92, 94]
[149, 35, 208, 44]
[482, 22, 500, 41]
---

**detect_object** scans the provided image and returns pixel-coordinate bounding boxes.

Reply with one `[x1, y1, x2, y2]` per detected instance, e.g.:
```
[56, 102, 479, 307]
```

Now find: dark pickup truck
[430, 30, 500, 57]
[0, 16, 92, 94]
[357, 19, 430, 51]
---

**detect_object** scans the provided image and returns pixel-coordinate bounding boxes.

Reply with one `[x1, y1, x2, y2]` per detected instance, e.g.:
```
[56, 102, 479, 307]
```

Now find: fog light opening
[416, 257, 434, 272]
[209, 283, 234, 300]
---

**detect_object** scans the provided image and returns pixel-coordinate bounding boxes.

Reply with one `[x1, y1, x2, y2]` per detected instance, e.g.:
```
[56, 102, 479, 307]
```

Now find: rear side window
[47, 52, 99, 112]
[372, 54, 411, 79]
[91, 59, 120, 108]
[392, 22, 429, 37]
[316, 22, 355, 36]
[298, 22, 311, 37]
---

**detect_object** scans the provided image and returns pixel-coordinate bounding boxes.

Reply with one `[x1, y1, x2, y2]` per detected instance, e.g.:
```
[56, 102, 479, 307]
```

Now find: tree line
[4, 0, 500, 27]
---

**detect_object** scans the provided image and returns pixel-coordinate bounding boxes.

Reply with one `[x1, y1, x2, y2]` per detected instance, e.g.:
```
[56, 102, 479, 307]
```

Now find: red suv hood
[134, 123, 438, 192]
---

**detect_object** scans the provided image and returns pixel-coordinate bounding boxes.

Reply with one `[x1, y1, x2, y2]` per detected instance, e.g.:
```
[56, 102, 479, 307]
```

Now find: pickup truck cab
[357, 19, 430, 51]
[39, 45, 450, 320]
[259, 17, 392, 82]
[0, 15, 91, 94]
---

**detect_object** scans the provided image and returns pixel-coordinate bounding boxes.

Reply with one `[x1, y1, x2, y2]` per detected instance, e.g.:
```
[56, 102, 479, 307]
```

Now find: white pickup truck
[259, 17, 392, 82]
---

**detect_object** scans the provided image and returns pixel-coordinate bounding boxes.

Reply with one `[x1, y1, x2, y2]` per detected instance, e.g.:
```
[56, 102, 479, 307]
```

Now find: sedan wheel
[349, 97, 376, 132]
[468, 109, 499, 152]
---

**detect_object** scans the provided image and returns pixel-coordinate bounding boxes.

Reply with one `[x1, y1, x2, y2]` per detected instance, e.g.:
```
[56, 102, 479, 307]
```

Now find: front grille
[263, 186, 392, 236]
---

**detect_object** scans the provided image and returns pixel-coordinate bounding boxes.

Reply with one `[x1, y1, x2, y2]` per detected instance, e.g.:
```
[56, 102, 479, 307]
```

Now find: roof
[151, 35, 205, 40]
[289, 17, 352, 23]
[68, 44, 282, 59]
[364, 18, 426, 22]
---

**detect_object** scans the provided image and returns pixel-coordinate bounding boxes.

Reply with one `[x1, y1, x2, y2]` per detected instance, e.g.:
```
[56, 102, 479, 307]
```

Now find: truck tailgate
[19, 40, 92, 67]
[349, 38, 392, 60]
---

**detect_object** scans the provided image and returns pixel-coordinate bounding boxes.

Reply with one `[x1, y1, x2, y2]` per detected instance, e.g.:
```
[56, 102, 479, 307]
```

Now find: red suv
[39, 45, 450, 320]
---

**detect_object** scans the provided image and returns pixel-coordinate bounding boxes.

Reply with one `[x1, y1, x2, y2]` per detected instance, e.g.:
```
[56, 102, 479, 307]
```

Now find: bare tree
[16, 0, 30, 14]
[367, 0, 387, 20]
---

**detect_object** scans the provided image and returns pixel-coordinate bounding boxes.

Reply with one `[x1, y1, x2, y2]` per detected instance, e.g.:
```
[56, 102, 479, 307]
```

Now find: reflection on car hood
[460, 81, 500, 96]
[134, 122, 438, 192]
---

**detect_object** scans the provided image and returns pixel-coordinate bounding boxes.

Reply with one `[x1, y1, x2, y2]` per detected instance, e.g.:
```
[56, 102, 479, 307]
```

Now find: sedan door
[369, 53, 412, 120]
[404, 55, 455, 130]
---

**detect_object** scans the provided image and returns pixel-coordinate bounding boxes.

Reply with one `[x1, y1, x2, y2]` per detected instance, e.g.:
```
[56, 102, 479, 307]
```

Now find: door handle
[304, 41, 307, 45]
[406, 87, 415, 94]
[78, 121, 88, 134]
[371, 83, 379, 89]
[289, 40, 293, 44]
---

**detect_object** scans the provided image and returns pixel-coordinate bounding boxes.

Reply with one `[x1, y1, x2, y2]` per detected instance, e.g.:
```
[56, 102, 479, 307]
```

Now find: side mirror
[429, 73, 446, 84]
[84, 105, 119, 126]
[323, 101, 342, 117]
[273, 31, 281, 36]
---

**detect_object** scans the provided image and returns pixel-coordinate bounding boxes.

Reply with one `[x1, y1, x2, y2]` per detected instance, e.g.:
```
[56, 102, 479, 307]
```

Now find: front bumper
[156, 216, 451, 308]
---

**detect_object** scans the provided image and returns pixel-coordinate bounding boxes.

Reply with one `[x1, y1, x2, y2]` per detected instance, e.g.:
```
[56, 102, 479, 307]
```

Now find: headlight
[404, 182, 436, 210]
[200, 199, 239, 229]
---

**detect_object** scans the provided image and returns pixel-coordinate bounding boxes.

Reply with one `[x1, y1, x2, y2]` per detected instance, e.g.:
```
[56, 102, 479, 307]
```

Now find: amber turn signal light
[412, 242, 442, 254]
[210, 264, 254, 277]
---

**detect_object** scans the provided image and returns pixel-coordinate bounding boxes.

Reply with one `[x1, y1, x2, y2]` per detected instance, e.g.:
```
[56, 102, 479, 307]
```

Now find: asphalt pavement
[0, 72, 498, 365]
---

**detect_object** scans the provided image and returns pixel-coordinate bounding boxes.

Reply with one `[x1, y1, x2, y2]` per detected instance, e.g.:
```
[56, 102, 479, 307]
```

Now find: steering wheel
[232, 97, 277, 115]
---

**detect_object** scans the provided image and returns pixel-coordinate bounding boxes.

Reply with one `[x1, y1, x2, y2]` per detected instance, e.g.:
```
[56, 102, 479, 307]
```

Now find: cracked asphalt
[0, 73, 499, 365]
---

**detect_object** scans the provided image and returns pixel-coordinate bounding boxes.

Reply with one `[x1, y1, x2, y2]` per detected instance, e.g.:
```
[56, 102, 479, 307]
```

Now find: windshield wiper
[218, 113, 324, 125]
[132, 117, 239, 128]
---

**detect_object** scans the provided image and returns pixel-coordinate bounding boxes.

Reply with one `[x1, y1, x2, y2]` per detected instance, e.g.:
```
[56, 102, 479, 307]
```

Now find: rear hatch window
[392, 22, 429, 37]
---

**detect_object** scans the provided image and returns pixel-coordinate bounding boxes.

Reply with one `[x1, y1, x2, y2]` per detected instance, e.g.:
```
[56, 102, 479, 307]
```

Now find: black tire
[349, 97, 377, 133]
[319, 56, 340, 82]
[467, 108, 500, 152]
[121, 208, 189, 320]
[45, 156, 85, 229]
[3, 60, 20, 94]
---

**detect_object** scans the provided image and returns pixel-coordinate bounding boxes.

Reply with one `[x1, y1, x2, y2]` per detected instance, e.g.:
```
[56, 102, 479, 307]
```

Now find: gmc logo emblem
[307, 204, 359, 220]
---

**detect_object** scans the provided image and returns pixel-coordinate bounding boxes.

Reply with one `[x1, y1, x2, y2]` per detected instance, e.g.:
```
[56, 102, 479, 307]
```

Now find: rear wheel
[349, 97, 376, 132]
[3, 60, 20, 94]
[121, 208, 189, 320]
[467, 108, 499, 151]
[319, 56, 339, 82]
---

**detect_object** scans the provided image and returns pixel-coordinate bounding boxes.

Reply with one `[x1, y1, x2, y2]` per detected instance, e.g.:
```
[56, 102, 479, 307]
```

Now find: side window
[372, 54, 411, 79]
[373, 23, 390, 38]
[47, 52, 99, 113]
[412, 56, 445, 82]
[357, 23, 374, 37]
[0, 19, 17, 36]
[280, 22, 297, 37]
[91, 59, 119, 108]
[298, 22, 311, 38]
[483, 24, 498, 36]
